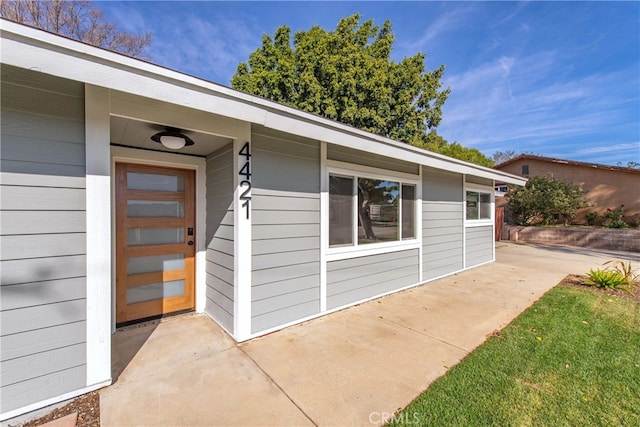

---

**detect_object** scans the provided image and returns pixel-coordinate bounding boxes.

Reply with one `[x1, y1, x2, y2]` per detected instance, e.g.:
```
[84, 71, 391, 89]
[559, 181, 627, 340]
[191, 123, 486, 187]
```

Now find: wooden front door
[115, 163, 195, 324]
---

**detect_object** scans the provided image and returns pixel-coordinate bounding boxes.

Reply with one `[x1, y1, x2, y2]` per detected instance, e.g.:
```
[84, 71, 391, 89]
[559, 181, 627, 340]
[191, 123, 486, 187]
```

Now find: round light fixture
[151, 127, 195, 150]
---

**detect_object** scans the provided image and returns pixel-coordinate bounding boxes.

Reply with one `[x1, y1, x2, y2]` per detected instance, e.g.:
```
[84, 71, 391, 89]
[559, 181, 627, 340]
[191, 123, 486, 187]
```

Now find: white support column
[319, 142, 328, 312]
[85, 84, 112, 386]
[233, 136, 252, 341]
[462, 174, 467, 269]
[417, 165, 424, 283]
[492, 179, 496, 262]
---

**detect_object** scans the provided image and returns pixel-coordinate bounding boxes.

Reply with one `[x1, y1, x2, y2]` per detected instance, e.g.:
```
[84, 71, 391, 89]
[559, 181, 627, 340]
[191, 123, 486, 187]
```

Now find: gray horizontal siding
[327, 249, 420, 310]
[422, 203, 464, 280]
[1, 343, 86, 387]
[0, 322, 86, 362]
[251, 126, 321, 333]
[205, 144, 235, 334]
[1, 278, 86, 311]
[422, 167, 464, 280]
[465, 226, 494, 267]
[1, 211, 86, 235]
[327, 143, 419, 175]
[1, 255, 86, 286]
[0, 65, 87, 415]
[423, 166, 463, 202]
[1, 366, 86, 415]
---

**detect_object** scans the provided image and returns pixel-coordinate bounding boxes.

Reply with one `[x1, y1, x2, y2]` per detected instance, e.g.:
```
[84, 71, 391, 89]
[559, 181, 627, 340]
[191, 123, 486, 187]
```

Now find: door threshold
[116, 309, 195, 330]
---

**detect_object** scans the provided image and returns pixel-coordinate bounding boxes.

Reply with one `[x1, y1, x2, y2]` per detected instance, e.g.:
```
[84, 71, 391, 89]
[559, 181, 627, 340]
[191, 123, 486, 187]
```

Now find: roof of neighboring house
[495, 154, 640, 175]
[0, 18, 527, 186]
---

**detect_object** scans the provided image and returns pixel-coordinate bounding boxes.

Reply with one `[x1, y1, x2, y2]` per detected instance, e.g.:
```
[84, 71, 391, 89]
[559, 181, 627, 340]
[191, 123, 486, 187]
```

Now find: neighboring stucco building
[0, 20, 526, 419]
[495, 154, 640, 224]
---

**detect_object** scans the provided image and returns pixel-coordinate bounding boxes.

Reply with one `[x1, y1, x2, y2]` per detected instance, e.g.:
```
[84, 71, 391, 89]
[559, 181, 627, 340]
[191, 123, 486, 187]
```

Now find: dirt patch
[558, 274, 640, 303]
[17, 391, 99, 427]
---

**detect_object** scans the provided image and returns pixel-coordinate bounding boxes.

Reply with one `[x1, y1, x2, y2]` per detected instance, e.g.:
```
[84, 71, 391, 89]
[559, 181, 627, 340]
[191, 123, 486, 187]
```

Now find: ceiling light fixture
[151, 127, 195, 150]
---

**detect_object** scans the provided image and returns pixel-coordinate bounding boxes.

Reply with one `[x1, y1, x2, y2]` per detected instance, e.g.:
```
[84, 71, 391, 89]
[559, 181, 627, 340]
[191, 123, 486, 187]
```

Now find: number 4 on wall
[239, 141, 251, 220]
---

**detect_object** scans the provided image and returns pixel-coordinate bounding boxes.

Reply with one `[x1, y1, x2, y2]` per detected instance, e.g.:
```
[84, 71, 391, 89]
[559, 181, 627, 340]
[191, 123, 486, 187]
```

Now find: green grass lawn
[389, 286, 640, 426]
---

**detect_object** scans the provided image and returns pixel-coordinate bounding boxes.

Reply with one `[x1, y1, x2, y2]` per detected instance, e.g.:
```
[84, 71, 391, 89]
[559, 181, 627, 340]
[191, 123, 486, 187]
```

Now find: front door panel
[116, 163, 195, 324]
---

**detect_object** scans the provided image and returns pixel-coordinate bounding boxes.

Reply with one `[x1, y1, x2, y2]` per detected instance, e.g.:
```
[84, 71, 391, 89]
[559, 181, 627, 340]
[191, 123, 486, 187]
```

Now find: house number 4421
[239, 141, 251, 220]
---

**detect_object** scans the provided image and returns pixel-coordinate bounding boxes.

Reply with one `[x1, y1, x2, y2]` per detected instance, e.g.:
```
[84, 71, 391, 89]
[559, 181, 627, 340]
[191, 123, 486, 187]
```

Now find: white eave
[0, 19, 526, 186]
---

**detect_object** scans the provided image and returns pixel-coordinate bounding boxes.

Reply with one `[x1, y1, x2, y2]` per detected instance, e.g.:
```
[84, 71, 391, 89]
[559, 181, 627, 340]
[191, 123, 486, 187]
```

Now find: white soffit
[0, 19, 526, 186]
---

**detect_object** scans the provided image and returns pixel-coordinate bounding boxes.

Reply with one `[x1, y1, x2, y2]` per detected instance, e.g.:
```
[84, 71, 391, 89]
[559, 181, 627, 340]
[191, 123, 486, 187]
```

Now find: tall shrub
[507, 176, 589, 225]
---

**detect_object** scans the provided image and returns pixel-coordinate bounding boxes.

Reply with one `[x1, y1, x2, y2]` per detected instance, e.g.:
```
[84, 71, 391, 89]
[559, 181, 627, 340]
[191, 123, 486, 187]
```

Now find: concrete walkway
[100, 243, 638, 426]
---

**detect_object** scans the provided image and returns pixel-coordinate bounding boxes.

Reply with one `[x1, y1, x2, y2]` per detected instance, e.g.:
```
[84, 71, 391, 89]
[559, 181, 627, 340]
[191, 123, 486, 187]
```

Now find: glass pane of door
[127, 254, 185, 275]
[127, 227, 184, 246]
[127, 201, 185, 217]
[127, 280, 185, 304]
[127, 172, 185, 191]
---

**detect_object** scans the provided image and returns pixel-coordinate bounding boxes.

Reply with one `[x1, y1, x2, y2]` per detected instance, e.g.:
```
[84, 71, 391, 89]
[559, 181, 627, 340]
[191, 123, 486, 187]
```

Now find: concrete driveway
[100, 243, 638, 426]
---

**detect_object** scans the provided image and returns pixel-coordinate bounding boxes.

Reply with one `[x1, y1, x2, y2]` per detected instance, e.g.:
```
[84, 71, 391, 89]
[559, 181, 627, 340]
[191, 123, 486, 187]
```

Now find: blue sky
[98, 1, 640, 166]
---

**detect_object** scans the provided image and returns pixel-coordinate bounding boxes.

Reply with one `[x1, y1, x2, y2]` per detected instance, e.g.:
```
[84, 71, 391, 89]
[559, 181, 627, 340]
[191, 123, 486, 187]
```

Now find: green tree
[419, 133, 494, 167]
[232, 14, 451, 146]
[507, 176, 590, 226]
[0, 0, 151, 58]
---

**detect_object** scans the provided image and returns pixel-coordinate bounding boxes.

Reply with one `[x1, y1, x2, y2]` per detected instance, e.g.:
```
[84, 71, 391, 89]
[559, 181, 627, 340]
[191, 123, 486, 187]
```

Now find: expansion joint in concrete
[236, 345, 318, 427]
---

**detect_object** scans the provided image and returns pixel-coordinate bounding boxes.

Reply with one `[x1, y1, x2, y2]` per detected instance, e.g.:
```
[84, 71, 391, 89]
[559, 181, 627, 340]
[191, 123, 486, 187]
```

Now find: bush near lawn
[388, 286, 640, 426]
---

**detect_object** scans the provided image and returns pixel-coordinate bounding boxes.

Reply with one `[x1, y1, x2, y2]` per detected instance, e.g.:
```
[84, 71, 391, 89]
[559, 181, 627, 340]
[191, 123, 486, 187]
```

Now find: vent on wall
[521, 165, 529, 176]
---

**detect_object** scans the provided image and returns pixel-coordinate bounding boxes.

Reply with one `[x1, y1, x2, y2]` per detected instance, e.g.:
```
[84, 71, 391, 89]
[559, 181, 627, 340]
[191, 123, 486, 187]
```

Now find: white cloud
[400, 4, 476, 53]
[148, 12, 259, 84]
[437, 48, 639, 164]
[574, 142, 640, 156]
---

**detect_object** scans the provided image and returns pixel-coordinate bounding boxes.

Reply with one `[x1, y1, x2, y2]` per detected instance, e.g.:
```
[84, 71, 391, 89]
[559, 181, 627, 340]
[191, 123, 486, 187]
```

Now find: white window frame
[326, 160, 420, 261]
[464, 185, 494, 227]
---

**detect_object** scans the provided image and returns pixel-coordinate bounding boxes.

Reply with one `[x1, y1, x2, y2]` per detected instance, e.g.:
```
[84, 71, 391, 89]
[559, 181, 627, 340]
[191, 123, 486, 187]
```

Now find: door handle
[188, 241, 194, 246]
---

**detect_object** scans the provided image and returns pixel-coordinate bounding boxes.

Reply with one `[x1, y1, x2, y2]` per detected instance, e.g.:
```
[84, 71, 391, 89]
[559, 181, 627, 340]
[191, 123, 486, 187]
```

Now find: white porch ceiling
[110, 116, 233, 157]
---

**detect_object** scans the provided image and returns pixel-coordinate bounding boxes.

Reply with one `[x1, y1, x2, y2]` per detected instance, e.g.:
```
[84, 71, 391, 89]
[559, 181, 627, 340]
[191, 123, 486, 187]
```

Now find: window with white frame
[466, 190, 492, 221]
[329, 174, 416, 248]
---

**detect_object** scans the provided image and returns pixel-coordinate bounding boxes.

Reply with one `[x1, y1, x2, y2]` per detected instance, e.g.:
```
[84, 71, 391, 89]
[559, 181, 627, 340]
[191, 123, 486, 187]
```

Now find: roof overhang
[1, 19, 527, 187]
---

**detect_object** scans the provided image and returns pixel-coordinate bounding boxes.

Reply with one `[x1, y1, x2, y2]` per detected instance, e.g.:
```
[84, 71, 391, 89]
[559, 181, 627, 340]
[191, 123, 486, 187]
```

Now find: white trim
[491, 180, 496, 262]
[1, 19, 526, 187]
[465, 221, 494, 228]
[233, 138, 252, 341]
[462, 174, 467, 269]
[326, 164, 421, 259]
[464, 184, 494, 226]
[326, 242, 421, 262]
[109, 146, 207, 322]
[84, 85, 112, 387]
[417, 166, 424, 283]
[319, 142, 328, 312]
[0, 380, 110, 422]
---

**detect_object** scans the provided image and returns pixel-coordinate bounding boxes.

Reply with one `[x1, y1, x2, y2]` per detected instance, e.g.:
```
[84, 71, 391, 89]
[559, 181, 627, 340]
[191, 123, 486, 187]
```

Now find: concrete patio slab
[100, 243, 638, 426]
[100, 315, 314, 427]
[241, 307, 468, 426]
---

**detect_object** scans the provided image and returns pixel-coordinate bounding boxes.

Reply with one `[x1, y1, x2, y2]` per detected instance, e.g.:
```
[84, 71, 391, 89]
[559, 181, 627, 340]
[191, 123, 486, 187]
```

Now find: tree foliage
[419, 133, 495, 167]
[232, 14, 451, 146]
[506, 175, 590, 226]
[0, 0, 151, 58]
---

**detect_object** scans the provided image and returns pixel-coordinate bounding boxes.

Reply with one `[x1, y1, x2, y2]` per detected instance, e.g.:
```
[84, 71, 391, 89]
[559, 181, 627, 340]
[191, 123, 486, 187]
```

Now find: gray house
[0, 20, 526, 419]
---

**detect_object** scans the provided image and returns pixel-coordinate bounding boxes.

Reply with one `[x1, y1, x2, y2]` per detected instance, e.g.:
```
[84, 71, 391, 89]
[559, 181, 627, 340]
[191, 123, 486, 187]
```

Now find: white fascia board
[1, 20, 526, 187]
[262, 110, 527, 186]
